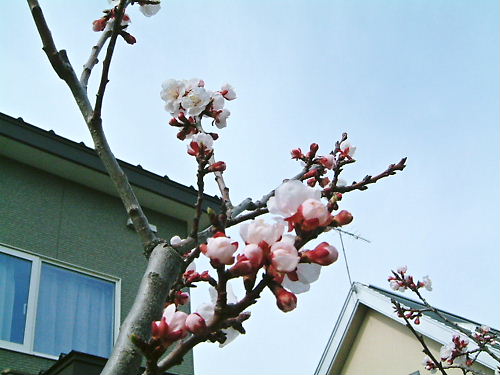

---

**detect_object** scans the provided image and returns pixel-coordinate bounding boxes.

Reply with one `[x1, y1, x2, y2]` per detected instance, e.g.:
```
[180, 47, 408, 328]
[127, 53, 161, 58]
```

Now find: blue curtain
[34, 263, 115, 358]
[0, 253, 31, 344]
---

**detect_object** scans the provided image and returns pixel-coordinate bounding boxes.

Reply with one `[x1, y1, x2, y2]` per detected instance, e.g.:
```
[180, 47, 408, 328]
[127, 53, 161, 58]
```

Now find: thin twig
[155, 274, 272, 372]
[335, 157, 407, 193]
[80, 30, 112, 89]
[393, 300, 448, 375]
[91, 0, 128, 121]
[209, 153, 233, 216]
[27, 0, 158, 252]
[413, 289, 500, 364]
[190, 156, 209, 240]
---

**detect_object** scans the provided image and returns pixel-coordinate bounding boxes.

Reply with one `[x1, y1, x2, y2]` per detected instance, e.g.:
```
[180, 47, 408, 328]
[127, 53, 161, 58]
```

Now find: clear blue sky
[1, 1, 498, 374]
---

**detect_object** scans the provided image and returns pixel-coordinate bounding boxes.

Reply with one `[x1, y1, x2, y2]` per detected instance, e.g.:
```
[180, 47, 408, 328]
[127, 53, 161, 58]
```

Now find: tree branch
[80, 29, 112, 89]
[413, 289, 500, 364]
[91, 0, 127, 121]
[27, 0, 158, 252]
[100, 244, 184, 375]
[335, 157, 407, 193]
[209, 153, 233, 216]
[155, 274, 271, 372]
[393, 300, 448, 375]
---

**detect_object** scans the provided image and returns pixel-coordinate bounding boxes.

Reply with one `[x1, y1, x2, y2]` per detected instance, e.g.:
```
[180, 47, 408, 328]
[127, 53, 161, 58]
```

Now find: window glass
[34, 263, 115, 358]
[0, 252, 31, 344]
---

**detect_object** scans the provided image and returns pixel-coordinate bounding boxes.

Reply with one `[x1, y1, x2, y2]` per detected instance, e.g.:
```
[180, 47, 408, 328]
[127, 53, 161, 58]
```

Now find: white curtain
[34, 263, 114, 358]
[0, 256, 15, 341]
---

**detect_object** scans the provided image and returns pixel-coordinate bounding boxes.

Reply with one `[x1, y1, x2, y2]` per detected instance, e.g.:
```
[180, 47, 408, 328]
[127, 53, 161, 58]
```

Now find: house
[315, 282, 499, 375]
[0, 112, 220, 375]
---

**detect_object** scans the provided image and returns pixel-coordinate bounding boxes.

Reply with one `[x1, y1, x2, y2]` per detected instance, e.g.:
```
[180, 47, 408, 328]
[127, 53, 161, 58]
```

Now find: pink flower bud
[291, 148, 303, 160]
[307, 143, 319, 159]
[200, 235, 238, 265]
[303, 169, 318, 179]
[92, 18, 108, 32]
[207, 161, 226, 172]
[120, 31, 137, 45]
[151, 317, 169, 339]
[319, 154, 335, 169]
[333, 210, 353, 226]
[169, 117, 180, 126]
[151, 304, 188, 347]
[271, 285, 297, 312]
[229, 255, 255, 276]
[319, 177, 331, 188]
[297, 198, 333, 231]
[177, 129, 188, 140]
[174, 291, 190, 306]
[185, 313, 207, 335]
[339, 140, 356, 159]
[230, 243, 265, 276]
[307, 178, 317, 187]
[303, 242, 339, 266]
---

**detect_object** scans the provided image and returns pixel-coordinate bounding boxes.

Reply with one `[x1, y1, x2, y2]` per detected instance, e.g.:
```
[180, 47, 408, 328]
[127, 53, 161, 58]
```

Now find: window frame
[0, 243, 121, 360]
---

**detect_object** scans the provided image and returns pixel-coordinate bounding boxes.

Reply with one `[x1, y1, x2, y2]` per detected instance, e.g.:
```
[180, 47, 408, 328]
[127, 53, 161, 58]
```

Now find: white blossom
[282, 263, 322, 294]
[270, 240, 299, 272]
[240, 219, 285, 246]
[160, 79, 186, 116]
[220, 83, 237, 100]
[201, 236, 237, 265]
[139, 3, 161, 17]
[170, 235, 182, 246]
[339, 140, 356, 157]
[181, 87, 211, 116]
[214, 108, 230, 129]
[422, 275, 432, 291]
[267, 180, 321, 218]
[299, 198, 331, 225]
[196, 285, 243, 347]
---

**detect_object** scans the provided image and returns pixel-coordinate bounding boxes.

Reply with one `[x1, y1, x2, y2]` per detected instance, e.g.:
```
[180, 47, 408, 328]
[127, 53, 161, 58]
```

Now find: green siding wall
[0, 155, 194, 375]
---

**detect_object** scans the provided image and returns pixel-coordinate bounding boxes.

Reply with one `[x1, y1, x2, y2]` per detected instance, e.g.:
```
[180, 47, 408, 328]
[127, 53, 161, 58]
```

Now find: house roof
[315, 282, 499, 375]
[0, 112, 221, 226]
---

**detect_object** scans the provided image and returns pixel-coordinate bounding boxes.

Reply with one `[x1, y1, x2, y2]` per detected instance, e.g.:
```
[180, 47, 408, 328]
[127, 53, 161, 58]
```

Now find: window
[0, 246, 119, 359]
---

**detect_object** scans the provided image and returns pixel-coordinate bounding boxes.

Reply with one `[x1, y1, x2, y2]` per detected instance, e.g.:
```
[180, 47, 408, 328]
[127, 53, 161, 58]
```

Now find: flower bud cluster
[388, 266, 432, 292]
[151, 304, 207, 348]
[474, 325, 498, 345]
[440, 335, 471, 366]
[183, 269, 216, 286]
[92, 9, 137, 44]
[290, 140, 356, 194]
[422, 356, 437, 372]
[92, 1, 161, 44]
[394, 305, 424, 325]
[161, 79, 236, 138]
[194, 181, 348, 314]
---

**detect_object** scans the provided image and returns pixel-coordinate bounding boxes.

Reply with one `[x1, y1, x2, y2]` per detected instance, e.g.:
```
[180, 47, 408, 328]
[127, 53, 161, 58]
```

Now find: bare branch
[393, 300, 448, 375]
[209, 154, 233, 216]
[190, 155, 210, 240]
[27, 0, 158, 251]
[80, 30, 112, 89]
[91, 0, 128, 120]
[335, 157, 407, 193]
[156, 274, 271, 372]
[413, 289, 500, 364]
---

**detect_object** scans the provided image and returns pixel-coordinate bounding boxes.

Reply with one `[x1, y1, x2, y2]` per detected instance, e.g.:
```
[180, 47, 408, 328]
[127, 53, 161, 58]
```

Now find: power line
[334, 227, 370, 243]
[338, 230, 352, 285]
